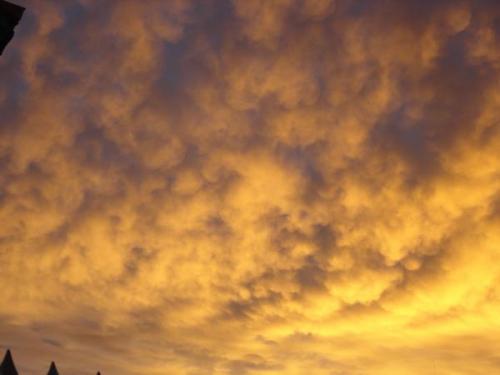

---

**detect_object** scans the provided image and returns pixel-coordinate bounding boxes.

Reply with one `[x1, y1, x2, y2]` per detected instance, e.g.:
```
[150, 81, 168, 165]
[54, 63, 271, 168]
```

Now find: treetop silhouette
[0, 349, 101, 375]
[46, 362, 58, 375]
[0, 349, 19, 375]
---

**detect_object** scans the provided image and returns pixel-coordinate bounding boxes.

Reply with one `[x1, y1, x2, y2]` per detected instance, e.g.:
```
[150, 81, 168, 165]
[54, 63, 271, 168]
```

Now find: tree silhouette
[46, 362, 58, 375]
[0, 349, 18, 375]
[1, 349, 102, 374]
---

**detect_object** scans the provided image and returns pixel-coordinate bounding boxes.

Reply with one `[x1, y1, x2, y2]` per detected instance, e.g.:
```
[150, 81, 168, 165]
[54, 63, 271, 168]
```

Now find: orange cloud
[0, 0, 499, 374]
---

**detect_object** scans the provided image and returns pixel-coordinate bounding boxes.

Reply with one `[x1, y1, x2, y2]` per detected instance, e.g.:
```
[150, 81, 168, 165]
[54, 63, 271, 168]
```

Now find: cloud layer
[1, 0, 500, 374]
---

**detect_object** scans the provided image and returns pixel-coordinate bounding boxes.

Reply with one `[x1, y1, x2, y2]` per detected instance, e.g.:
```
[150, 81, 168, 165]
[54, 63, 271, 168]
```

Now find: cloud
[0, 0, 499, 374]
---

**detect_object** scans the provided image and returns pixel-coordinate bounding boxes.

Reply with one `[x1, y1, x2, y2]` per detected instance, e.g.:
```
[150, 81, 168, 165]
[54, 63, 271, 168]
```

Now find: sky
[0, 0, 500, 374]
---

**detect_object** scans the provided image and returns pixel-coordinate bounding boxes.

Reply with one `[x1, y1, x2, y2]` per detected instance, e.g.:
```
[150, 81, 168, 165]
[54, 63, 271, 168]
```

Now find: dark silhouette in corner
[0, 349, 19, 375]
[0, 349, 102, 374]
[0, 0, 25, 55]
[46, 362, 58, 375]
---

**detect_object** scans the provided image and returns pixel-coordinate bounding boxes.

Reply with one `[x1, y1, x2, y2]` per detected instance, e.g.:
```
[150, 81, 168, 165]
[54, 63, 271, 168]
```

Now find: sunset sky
[1, 0, 500, 374]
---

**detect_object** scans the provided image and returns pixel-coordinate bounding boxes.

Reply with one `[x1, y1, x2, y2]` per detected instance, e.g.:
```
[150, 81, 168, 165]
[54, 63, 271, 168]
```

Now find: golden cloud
[0, 0, 499, 374]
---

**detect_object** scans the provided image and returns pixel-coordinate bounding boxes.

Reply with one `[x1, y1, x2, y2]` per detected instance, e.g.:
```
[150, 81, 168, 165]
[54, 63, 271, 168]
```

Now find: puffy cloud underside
[1, 0, 500, 374]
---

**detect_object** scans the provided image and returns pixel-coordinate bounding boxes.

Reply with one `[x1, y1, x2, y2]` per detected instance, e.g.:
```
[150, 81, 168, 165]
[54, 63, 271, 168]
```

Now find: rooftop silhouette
[0, 0, 25, 55]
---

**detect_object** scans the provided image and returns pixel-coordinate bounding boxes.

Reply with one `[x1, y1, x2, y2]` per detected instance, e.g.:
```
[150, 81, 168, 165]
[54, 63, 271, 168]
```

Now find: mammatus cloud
[0, 0, 499, 374]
